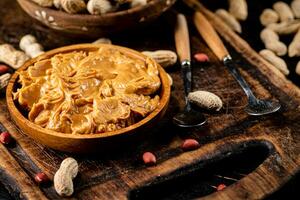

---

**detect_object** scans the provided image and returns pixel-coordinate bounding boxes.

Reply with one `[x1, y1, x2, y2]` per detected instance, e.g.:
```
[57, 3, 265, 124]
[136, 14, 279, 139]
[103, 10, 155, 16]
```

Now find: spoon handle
[193, 11, 255, 100]
[193, 11, 229, 61]
[175, 13, 191, 63]
[174, 13, 192, 98]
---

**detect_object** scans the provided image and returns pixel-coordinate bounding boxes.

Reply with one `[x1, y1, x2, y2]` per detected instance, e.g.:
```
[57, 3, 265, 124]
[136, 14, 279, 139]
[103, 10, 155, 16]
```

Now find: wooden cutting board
[0, 1, 299, 199]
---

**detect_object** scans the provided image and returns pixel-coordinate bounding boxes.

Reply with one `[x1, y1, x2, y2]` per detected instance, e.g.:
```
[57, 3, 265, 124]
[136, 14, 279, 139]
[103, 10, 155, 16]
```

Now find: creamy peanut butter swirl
[14, 47, 161, 134]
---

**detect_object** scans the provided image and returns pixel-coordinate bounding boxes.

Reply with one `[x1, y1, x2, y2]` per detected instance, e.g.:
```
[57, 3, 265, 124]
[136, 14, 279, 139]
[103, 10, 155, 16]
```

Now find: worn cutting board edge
[0, 1, 299, 200]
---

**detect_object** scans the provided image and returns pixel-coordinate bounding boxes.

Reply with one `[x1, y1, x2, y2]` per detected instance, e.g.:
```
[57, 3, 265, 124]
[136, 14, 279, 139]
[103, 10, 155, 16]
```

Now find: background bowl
[6, 44, 171, 153]
[17, 0, 177, 38]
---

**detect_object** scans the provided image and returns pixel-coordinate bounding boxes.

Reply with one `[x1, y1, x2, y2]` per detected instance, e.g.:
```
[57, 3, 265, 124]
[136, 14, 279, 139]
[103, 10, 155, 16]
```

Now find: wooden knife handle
[193, 11, 229, 61]
[175, 13, 191, 62]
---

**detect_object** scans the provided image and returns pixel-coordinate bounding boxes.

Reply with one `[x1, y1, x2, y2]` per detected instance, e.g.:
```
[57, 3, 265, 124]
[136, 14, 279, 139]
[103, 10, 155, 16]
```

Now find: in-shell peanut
[260, 9, 279, 26]
[131, 0, 147, 8]
[188, 90, 223, 111]
[215, 9, 241, 33]
[54, 157, 78, 197]
[53, 0, 62, 9]
[19, 34, 44, 58]
[295, 61, 300, 75]
[260, 28, 287, 56]
[288, 28, 300, 57]
[273, 1, 294, 22]
[267, 20, 300, 35]
[92, 37, 112, 44]
[0, 73, 11, 90]
[0, 44, 29, 69]
[259, 49, 289, 75]
[87, 0, 116, 15]
[228, 0, 248, 21]
[291, 0, 300, 18]
[61, 0, 86, 14]
[31, 0, 53, 7]
[142, 50, 177, 68]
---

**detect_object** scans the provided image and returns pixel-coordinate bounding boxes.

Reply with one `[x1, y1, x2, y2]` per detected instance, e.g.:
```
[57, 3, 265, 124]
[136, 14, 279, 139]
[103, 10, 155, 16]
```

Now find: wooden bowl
[6, 44, 171, 153]
[17, 0, 177, 37]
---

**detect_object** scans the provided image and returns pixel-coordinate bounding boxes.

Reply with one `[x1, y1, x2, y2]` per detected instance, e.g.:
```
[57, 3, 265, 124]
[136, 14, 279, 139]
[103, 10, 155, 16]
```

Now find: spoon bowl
[173, 108, 207, 128]
[244, 99, 281, 116]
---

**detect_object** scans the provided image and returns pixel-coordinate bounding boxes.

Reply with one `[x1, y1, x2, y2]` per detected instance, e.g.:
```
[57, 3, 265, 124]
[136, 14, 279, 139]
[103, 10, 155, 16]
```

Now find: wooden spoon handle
[175, 13, 191, 62]
[193, 11, 229, 61]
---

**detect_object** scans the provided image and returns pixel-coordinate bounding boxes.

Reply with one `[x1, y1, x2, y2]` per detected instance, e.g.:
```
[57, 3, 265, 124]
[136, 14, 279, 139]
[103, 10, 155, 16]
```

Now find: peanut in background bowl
[6, 44, 171, 153]
[17, 0, 177, 38]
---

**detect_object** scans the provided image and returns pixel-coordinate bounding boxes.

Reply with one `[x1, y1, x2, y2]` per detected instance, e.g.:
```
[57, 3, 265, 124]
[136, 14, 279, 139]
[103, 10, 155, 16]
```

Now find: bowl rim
[6, 44, 171, 140]
[18, 0, 172, 19]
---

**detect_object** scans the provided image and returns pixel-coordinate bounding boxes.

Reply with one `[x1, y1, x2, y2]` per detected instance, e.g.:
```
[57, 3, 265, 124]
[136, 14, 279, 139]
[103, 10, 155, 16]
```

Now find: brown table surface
[0, 0, 299, 199]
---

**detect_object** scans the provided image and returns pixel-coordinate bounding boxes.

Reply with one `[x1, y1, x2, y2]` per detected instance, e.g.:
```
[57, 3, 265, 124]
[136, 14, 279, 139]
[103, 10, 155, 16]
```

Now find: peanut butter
[14, 47, 161, 134]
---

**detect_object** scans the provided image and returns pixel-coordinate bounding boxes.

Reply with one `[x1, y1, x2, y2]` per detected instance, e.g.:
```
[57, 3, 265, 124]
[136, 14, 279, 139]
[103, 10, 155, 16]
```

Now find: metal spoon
[193, 12, 281, 116]
[173, 13, 207, 127]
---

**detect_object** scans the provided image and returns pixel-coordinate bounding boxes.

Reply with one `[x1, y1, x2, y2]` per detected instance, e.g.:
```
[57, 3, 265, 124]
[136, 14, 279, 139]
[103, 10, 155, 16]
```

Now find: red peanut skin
[181, 139, 200, 151]
[194, 53, 210, 62]
[0, 64, 9, 74]
[34, 172, 50, 184]
[217, 184, 226, 191]
[0, 132, 12, 144]
[142, 152, 157, 165]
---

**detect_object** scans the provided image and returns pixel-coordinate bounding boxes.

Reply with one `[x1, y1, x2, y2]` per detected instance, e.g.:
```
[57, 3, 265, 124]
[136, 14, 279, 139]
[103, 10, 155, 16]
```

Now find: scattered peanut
[267, 20, 300, 35]
[34, 172, 50, 184]
[217, 183, 226, 191]
[87, 0, 116, 15]
[0, 131, 12, 145]
[53, 0, 62, 9]
[0, 73, 11, 90]
[20, 34, 44, 58]
[92, 37, 112, 44]
[0, 44, 29, 69]
[194, 53, 210, 63]
[273, 2, 294, 22]
[295, 61, 300, 75]
[260, 9, 279, 26]
[31, 0, 53, 7]
[291, 0, 300, 18]
[54, 157, 78, 197]
[19, 34, 37, 50]
[61, 0, 86, 14]
[215, 9, 241, 33]
[228, 0, 248, 21]
[0, 64, 9, 74]
[131, 0, 147, 8]
[181, 139, 200, 151]
[288, 28, 300, 57]
[142, 152, 156, 165]
[142, 50, 177, 68]
[259, 49, 289, 75]
[188, 90, 223, 111]
[167, 73, 173, 86]
[260, 28, 287, 56]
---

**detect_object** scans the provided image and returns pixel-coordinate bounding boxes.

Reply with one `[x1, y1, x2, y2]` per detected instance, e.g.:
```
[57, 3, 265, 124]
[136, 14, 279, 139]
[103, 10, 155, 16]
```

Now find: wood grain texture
[0, 0, 299, 199]
[175, 13, 191, 62]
